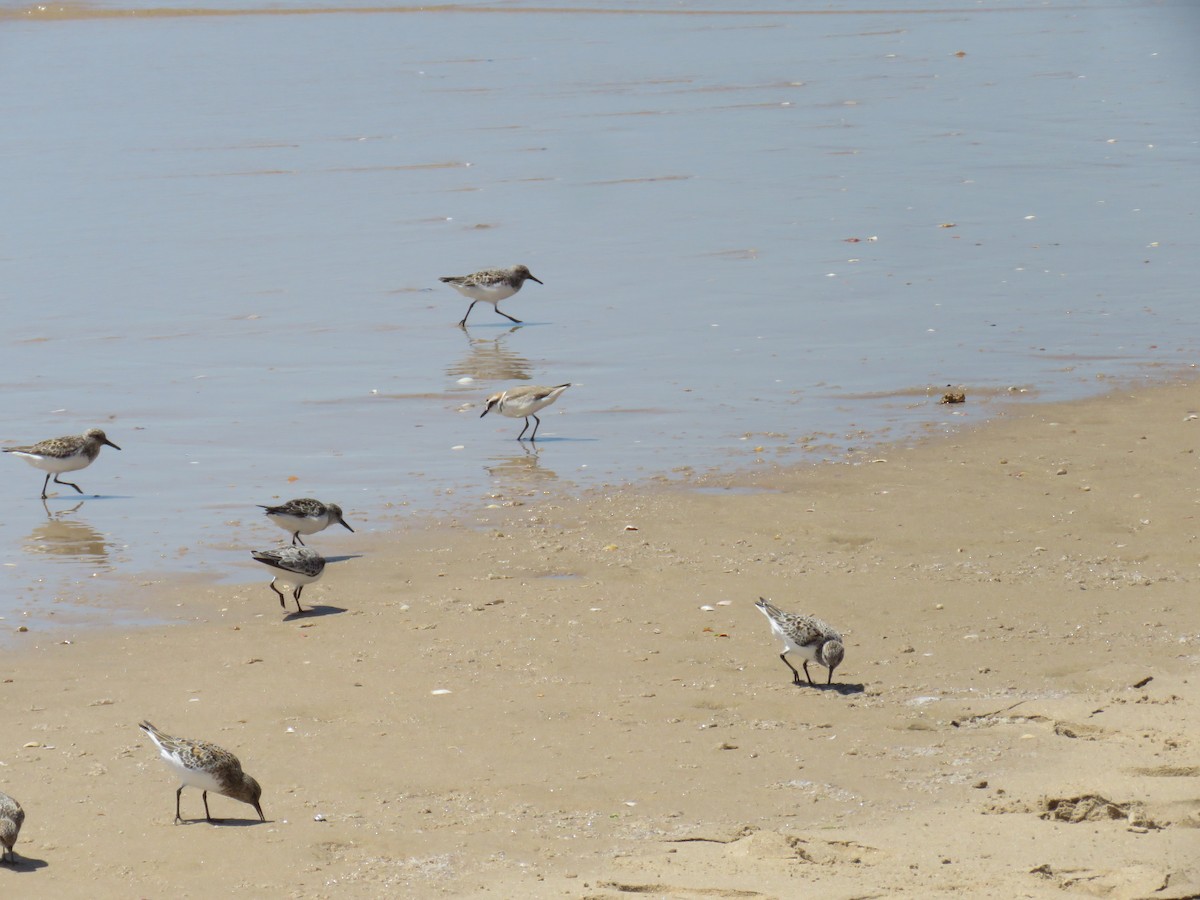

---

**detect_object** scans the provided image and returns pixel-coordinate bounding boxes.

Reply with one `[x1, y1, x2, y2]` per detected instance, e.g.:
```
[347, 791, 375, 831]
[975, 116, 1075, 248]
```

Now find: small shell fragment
[431, 689, 452, 695]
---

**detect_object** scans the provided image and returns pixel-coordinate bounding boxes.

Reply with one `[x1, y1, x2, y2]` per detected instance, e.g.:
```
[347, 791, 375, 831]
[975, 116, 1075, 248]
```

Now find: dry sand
[1, 378, 1198, 898]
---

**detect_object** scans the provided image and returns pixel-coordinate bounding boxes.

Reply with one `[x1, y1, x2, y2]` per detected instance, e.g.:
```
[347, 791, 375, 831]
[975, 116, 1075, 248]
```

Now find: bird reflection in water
[485, 443, 558, 487]
[25, 501, 112, 566]
[446, 326, 533, 388]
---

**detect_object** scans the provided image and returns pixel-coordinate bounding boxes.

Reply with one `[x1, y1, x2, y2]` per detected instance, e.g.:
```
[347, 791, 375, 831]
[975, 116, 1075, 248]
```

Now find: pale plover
[440, 264, 542, 327]
[755, 597, 845, 686]
[0, 791, 23, 864]
[138, 721, 265, 824]
[257, 498, 354, 547]
[481, 383, 571, 442]
[251, 546, 326, 613]
[4, 427, 121, 499]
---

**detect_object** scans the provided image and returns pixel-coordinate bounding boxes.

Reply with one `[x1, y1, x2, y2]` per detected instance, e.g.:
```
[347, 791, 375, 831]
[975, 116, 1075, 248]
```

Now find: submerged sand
[1, 377, 1198, 898]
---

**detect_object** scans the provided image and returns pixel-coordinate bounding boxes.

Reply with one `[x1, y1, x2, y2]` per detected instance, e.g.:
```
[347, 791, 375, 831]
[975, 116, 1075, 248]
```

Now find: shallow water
[2, 1, 1198, 624]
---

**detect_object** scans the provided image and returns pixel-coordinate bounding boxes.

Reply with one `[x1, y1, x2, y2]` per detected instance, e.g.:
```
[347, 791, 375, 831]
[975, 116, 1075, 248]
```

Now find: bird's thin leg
[529, 414, 543, 442]
[175, 786, 185, 824]
[802, 660, 816, 686]
[780, 654, 802, 686]
[40, 473, 51, 499]
[291, 532, 305, 547]
[54, 474, 83, 495]
[827, 667, 834, 685]
[516, 418, 531, 441]
[203, 791, 213, 822]
[294, 586, 305, 613]
[459, 300, 480, 327]
[268, 579, 287, 609]
[495, 306, 523, 324]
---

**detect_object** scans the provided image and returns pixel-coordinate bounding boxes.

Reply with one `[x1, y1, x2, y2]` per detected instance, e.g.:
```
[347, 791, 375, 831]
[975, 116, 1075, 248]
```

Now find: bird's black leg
[203, 791, 213, 822]
[175, 786, 185, 824]
[802, 661, 816, 686]
[294, 586, 305, 613]
[516, 418, 531, 441]
[291, 532, 306, 547]
[529, 414, 542, 442]
[53, 474, 84, 495]
[781, 654, 802, 685]
[40, 473, 51, 500]
[459, 300, 480, 327]
[269, 580, 287, 609]
[495, 307, 523, 324]
[827, 667, 834, 685]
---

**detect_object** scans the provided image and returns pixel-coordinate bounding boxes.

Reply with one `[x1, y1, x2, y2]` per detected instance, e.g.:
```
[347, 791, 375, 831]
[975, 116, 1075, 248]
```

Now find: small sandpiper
[481, 383, 571, 441]
[0, 791, 23, 865]
[138, 721, 265, 824]
[755, 597, 845, 686]
[4, 427, 121, 499]
[251, 546, 326, 612]
[257, 498, 354, 547]
[440, 264, 543, 327]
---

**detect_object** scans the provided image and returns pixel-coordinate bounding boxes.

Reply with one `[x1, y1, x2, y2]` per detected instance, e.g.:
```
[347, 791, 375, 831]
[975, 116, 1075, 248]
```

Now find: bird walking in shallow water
[257, 498, 354, 547]
[440, 264, 543, 327]
[0, 791, 23, 864]
[481, 383, 571, 441]
[251, 546, 326, 612]
[755, 597, 845, 686]
[138, 721, 264, 824]
[4, 427, 121, 499]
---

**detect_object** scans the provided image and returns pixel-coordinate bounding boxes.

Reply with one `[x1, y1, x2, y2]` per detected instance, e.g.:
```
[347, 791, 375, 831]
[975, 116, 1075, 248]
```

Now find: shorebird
[0, 791, 23, 864]
[480, 383, 571, 441]
[257, 498, 354, 547]
[251, 546, 326, 612]
[440, 264, 543, 327]
[138, 721, 265, 824]
[4, 427, 121, 499]
[755, 597, 845, 686]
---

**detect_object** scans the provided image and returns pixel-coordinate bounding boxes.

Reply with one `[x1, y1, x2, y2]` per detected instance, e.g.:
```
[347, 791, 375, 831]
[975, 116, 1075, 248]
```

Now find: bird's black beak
[340, 519, 355, 533]
[255, 802, 265, 822]
[529, 275, 544, 285]
[105, 439, 122, 450]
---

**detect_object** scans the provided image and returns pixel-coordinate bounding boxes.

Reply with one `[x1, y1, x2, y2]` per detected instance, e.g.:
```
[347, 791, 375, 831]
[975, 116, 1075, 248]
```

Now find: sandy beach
[0, 376, 1197, 897]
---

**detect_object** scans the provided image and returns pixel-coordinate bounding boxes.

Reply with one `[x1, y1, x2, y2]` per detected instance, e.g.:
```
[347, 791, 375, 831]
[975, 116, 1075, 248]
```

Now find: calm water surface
[2, 1, 1198, 625]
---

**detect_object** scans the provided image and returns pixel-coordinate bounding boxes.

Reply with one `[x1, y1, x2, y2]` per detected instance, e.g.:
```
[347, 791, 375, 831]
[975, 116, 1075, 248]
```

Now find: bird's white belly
[788, 640, 821, 664]
[273, 570, 320, 588]
[770, 622, 820, 663]
[502, 398, 554, 417]
[455, 283, 517, 304]
[499, 403, 535, 418]
[267, 513, 327, 535]
[11, 452, 88, 474]
[162, 753, 225, 793]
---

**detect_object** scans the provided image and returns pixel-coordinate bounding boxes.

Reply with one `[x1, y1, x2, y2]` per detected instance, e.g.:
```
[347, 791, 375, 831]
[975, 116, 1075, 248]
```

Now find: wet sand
[6, 1, 1200, 609]
[1, 376, 1197, 897]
